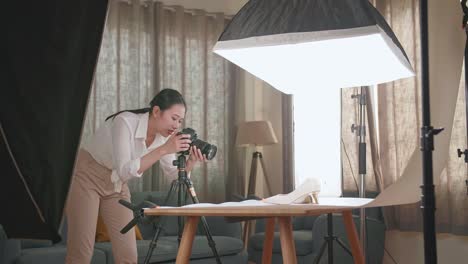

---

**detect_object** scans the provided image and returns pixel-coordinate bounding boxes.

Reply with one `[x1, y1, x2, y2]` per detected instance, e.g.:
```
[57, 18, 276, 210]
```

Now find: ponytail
[105, 88, 186, 121]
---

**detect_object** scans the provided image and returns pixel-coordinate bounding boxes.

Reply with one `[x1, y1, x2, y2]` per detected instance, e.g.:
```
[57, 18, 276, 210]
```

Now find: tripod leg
[327, 214, 334, 264]
[314, 240, 329, 264]
[313, 214, 336, 264]
[143, 180, 178, 264]
[183, 178, 222, 264]
[178, 183, 185, 245]
[335, 237, 353, 256]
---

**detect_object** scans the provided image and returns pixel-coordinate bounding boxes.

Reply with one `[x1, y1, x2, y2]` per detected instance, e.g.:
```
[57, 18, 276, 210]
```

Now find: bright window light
[293, 88, 341, 197]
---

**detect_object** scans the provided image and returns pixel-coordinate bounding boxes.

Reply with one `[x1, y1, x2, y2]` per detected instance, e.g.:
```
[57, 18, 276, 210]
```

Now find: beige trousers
[65, 149, 137, 264]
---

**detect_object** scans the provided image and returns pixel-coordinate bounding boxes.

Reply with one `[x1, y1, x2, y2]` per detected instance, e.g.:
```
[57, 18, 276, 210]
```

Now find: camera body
[177, 128, 217, 160]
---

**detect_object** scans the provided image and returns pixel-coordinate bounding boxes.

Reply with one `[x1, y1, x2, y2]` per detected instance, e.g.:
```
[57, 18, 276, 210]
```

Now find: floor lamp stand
[246, 151, 273, 196]
[242, 151, 273, 247]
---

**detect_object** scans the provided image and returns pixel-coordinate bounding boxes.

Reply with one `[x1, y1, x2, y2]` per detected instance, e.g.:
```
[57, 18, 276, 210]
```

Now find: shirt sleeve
[111, 116, 143, 182]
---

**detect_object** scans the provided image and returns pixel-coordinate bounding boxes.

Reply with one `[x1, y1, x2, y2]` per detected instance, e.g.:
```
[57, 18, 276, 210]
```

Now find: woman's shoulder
[110, 111, 142, 125]
[109, 112, 143, 132]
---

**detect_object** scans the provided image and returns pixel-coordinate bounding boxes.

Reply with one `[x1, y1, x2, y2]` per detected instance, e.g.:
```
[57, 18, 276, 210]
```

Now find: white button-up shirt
[82, 112, 178, 192]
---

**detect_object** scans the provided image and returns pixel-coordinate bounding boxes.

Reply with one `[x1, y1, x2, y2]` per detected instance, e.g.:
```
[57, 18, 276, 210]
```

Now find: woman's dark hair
[105, 88, 186, 121]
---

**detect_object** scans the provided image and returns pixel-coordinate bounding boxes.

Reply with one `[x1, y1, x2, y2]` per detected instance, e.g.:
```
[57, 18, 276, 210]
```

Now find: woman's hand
[186, 146, 208, 172]
[162, 133, 191, 154]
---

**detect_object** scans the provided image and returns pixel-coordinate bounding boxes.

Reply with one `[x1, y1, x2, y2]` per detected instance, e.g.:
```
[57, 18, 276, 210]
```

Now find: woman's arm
[138, 133, 191, 175]
[112, 116, 191, 181]
[138, 146, 169, 174]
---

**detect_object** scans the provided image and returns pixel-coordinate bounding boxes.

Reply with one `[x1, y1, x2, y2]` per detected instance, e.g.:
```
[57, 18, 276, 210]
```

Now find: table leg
[343, 210, 365, 264]
[175, 216, 199, 264]
[262, 218, 275, 264]
[243, 220, 251, 249]
[278, 216, 297, 264]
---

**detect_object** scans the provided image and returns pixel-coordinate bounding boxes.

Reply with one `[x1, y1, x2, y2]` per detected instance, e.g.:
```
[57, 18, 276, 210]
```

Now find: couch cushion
[14, 245, 106, 264]
[200, 217, 242, 239]
[249, 230, 314, 256]
[96, 239, 178, 264]
[95, 236, 243, 263]
[162, 236, 243, 260]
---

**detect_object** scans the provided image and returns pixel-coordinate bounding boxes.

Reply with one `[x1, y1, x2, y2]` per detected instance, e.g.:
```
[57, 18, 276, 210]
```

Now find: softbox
[213, 0, 414, 93]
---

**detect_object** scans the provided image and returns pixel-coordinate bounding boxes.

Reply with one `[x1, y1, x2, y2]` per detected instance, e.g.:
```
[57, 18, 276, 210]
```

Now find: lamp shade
[213, 0, 415, 93]
[236, 121, 278, 147]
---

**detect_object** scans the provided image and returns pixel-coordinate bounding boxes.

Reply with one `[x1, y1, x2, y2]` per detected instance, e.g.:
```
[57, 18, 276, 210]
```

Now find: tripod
[458, 1, 468, 196]
[313, 214, 352, 264]
[142, 154, 222, 264]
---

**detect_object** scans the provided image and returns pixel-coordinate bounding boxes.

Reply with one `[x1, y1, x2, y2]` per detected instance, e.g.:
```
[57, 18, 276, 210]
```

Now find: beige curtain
[82, 0, 238, 203]
[340, 0, 468, 234]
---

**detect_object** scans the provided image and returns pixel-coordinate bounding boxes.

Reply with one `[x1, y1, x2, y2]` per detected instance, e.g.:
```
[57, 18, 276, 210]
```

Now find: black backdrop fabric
[1, 0, 108, 242]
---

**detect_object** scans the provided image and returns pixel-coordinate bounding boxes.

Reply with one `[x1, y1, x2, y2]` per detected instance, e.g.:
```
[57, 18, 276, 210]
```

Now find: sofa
[0, 191, 247, 264]
[247, 191, 386, 264]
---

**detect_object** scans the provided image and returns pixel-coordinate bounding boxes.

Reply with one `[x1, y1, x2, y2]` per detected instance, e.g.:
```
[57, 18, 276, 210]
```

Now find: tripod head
[172, 153, 187, 171]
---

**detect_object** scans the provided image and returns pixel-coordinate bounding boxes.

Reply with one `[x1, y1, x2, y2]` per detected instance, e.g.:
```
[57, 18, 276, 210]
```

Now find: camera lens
[192, 139, 217, 160]
[203, 144, 217, 160]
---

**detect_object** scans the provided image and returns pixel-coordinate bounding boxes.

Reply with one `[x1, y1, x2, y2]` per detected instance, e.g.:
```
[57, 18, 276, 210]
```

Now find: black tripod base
[313, 214, 352, 264]
[314, 236, 352, 264]
[143, 160, 222, 264]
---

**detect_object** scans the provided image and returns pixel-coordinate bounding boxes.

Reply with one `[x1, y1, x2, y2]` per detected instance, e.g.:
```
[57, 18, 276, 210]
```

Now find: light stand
[351, 87, 368, 260]
[213, 0, 419, 262]
[458, 0, 468, 196]
[314, 90, 367, 264]
[313, 214, 352, 264]
[420, 1, 443, 263]
[120, 154, 222, 264]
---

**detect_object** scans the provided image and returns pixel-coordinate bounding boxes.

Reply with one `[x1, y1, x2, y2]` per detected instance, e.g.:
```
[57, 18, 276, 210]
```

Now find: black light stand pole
[457, 0, 468, 196]
[351, 87, 367, 261]
[420, 1, 443, 263]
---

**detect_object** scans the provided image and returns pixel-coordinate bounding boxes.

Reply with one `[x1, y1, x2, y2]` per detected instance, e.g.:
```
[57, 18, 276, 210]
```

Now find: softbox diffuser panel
[1, 0, 108, 241]
[213, 0, 414, 93]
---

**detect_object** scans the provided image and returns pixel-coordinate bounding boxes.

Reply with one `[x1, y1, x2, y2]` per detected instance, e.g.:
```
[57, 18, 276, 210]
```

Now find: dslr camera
[177, 128, 217, 160]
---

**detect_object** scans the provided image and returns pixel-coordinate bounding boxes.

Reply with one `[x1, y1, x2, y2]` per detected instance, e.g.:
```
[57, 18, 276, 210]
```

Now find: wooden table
[144, 204, 364, 264]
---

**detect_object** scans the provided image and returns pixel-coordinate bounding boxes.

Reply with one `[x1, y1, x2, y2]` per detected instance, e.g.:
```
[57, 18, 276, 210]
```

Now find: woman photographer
[65, 88, 207, 263]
